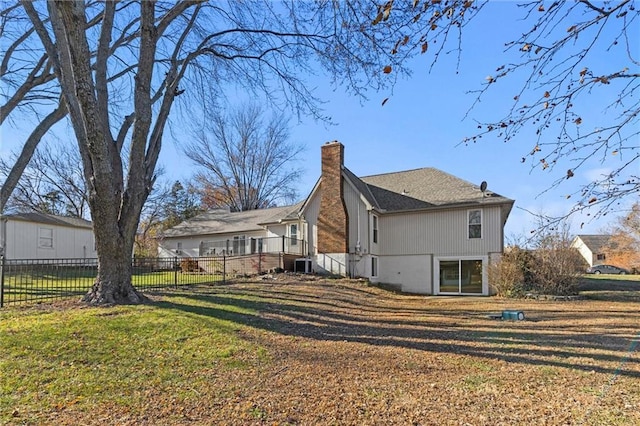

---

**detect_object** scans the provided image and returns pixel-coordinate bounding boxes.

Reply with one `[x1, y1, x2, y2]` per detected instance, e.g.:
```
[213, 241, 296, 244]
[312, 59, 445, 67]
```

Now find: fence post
[174, 256, 178, 288]
[222, 254, 226, 284]
[0, 255, 4, 308]
[258, 241, 262, 274]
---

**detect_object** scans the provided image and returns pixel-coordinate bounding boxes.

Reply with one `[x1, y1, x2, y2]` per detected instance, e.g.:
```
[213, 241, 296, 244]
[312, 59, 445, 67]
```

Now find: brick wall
[317, 141, 349, 253]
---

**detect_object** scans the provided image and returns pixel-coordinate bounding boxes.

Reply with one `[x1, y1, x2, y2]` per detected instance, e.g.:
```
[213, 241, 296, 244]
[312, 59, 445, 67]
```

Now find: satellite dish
[480, 181, 488, 198]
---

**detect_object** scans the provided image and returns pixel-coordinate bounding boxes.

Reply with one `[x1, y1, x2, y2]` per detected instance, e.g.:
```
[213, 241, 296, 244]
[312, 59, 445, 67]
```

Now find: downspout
[0, 215, 7, 258]
[356, 202, 361, 253]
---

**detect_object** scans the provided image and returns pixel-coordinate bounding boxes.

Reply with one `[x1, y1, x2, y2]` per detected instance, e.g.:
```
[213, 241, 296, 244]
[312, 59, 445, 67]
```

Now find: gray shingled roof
[164, 166, 513, 239]
[354, 167, 513, 212]
[576, 234, 612, 253]
[162, 204, 300, 238]
[4, 212, 92, 229]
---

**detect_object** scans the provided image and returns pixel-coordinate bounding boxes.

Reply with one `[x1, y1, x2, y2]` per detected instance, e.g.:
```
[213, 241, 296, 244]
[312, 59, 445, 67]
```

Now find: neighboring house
[571, 234, 612, 267]
[161, 141, 514, 295]
[0, 212, 96, 260]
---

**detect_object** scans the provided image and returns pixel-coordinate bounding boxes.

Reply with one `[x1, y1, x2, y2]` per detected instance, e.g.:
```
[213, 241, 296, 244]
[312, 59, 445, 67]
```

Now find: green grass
[0, 293, 266, 424]
[582, 273, 640, 282]
[579, 275, 640, 302]
[2, 270, 222, 305]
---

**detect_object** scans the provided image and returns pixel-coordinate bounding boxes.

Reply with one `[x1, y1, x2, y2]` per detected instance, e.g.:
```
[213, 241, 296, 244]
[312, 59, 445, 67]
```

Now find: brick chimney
[317, 141, 349, 254]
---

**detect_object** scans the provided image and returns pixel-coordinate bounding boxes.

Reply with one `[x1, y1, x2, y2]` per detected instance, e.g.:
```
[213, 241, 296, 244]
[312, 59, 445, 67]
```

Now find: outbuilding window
[38, 227, 53, 249]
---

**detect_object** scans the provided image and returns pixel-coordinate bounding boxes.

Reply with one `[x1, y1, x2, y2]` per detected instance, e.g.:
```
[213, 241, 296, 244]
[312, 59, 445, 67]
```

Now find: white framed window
[372, 215, 378, 244]
[38, 227, 53, 249]
[468, 209, 482, 239]
[434, 256, 487, 295]
[290, 224, 298, 245]
[371, 256, 378, 277]
[233, 235, 246, 255]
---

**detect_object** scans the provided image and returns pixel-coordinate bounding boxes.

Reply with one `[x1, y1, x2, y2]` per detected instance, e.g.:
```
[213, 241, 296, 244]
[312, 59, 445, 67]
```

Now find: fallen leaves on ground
[11, 276, 640, 425]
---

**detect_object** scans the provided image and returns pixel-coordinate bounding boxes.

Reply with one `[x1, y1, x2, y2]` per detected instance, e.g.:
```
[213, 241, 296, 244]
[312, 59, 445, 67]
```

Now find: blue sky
[2, 1, 638, 239]
[158, 1, 638, 239]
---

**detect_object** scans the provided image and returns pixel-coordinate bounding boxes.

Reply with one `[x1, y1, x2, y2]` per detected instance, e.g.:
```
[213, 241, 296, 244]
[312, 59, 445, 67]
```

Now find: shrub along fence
[0, 253, 289, 307]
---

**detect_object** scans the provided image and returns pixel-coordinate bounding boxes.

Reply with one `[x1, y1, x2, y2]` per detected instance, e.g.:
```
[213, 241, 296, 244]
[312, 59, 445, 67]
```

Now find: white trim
[434, 255, 488, 295]
[372, 214, 379, 244]
[371, 255, 378, 278]
[289, 223, 298, 245]
[38, 227, 54, 249]
[467, 209, 483, 239]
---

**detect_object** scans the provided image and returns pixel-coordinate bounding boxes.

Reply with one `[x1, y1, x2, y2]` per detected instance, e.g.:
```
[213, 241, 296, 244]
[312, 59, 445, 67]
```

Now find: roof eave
[377, 198, 515, 216]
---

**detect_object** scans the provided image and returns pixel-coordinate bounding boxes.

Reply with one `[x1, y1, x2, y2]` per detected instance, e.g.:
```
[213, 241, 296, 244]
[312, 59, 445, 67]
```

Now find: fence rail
[199, 235, 306, 257]
[0, 253, 291, 307]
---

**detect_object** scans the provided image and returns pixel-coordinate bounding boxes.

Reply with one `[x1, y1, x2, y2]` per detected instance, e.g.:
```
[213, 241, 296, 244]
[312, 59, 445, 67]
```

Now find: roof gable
[163, 204, 300, 238]
[575, 234, 612, 253]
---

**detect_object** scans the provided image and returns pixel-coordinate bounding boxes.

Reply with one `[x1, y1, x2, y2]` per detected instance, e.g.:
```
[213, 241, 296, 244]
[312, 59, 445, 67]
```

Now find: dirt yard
[11, 275, 640, 425]
[156, 276, 640, 425]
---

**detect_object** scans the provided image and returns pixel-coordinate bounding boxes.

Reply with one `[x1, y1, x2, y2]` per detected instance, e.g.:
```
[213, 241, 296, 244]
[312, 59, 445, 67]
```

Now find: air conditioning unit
[294, 258, 312, 274]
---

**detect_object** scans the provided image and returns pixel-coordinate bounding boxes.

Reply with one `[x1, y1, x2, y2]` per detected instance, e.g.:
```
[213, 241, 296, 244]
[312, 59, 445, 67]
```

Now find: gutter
[376, 199, 515, 217]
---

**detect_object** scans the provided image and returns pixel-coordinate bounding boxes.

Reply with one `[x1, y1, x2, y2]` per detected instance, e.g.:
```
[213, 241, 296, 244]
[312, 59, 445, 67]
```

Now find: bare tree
[379, 0, 639, 222]
[3, 1, 443, 304]
[134, 180, 203, 257]
[185, 104, 302, 212]
[604, 202, 640, 272]
[0, 141, 88, 217]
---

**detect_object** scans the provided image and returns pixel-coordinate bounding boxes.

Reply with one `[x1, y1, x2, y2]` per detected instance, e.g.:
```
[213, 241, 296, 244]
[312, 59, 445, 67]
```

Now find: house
[160, 141, 514, 295]
[159, 204, 305, 273]
[571, 234, 612, 267]
[0, 212, 96, 260]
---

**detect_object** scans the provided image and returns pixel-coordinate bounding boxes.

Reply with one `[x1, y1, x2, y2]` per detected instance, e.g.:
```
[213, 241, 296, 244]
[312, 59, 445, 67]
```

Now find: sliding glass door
[437, 258, 484, 295]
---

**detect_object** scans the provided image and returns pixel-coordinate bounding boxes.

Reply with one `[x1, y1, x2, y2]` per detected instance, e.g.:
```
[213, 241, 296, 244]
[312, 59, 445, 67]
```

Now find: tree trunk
[82, 238, 146, 305]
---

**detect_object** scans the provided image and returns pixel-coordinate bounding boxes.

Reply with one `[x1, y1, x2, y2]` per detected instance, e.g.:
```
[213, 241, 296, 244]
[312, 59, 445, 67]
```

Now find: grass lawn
[1, 276, 639, 425]
[2, 270, 221, 305]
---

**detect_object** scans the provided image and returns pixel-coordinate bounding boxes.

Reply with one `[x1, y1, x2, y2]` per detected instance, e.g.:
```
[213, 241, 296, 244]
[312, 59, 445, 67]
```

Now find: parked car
[586, 264, 629, 275]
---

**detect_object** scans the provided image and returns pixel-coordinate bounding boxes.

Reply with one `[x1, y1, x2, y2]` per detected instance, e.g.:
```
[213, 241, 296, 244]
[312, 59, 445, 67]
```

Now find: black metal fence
[0, 252, 291, 307]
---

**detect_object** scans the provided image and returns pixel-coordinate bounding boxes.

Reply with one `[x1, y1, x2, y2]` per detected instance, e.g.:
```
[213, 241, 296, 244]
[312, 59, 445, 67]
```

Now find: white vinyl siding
[379, 206, 503, 256]
[303, 191, 321, 255]
[3, 220, 95, 260]
[342, 180, 371, 254]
